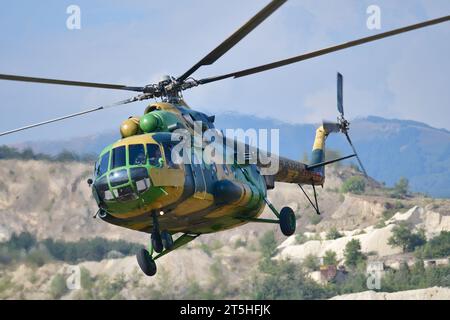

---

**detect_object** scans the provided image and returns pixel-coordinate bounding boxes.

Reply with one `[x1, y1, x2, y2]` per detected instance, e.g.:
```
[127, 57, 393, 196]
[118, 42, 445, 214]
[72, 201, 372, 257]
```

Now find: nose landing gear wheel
[136, 248, 157, 276]
[279, 206, 296, 236]
[151, 233, 164, 253]
[161, 231, 174, 250]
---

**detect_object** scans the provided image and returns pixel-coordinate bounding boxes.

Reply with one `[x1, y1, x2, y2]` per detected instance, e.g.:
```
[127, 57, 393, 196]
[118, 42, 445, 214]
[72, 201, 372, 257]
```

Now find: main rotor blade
[345, 132, 368, 178]
[0, 95, 145, 137]
[0, 74, 145, 92]
[198, 15, 450, 84]
[177, 0, 287, 82]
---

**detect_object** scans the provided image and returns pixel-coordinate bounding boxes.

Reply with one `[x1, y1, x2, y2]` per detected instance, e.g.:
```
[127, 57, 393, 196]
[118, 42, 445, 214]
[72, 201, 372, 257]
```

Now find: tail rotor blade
[337, 72, 344, 116]
[344, 132, 368, 178]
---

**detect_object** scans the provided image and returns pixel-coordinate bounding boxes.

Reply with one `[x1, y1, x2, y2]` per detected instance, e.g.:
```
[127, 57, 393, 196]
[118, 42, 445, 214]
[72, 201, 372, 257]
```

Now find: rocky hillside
[331, 287, 450, 300]
[0, 159, 449, 300]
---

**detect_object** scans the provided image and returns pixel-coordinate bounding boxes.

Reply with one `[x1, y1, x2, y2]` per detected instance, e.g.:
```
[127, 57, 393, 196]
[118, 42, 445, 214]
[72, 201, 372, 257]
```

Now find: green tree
[391, 177, 409, 198]
[415, 231, 450, 259]
[341, 176, 366, 195]
[323, 250, 338, 266]
[344, 239, 366, 268]
[326, 227, 343, 240]
[388, 223, 426, 253]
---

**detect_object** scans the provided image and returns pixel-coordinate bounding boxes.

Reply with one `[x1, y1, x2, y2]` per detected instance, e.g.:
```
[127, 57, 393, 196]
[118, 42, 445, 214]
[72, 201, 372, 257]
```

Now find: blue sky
[0, 0, 449, 144]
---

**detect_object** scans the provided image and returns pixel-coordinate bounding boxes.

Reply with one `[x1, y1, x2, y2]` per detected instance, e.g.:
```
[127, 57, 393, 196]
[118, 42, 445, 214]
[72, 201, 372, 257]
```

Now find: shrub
[374, 220, 386, 229]
[326, 227, 343, 240]
[303, 254, 320, 271]
[199, 243, 212, 257]
[295, 233, 309, 245]
[309, 214, 322, 225]
[341, 176, 366, 195]
[50, 274, 68, 299]
[259, 231, 278, 259]
[323, 250, 338, 266]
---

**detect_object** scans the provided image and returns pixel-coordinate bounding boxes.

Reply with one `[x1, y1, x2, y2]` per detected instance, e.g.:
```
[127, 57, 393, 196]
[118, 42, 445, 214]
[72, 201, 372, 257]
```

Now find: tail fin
[310, 126, 329, 176]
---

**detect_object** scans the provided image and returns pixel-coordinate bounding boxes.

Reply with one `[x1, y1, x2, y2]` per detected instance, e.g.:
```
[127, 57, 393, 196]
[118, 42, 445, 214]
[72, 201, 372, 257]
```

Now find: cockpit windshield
[129, 144, 146, 165]
[146, 144, 162, 166]
[96, 151, 110, 177]
[112, 146, 126, 169]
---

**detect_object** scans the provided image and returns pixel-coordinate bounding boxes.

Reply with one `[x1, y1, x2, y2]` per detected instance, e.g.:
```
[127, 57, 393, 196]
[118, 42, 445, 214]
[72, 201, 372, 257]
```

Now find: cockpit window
[146, 144, 162, 167]
[109, 169, 129, 187]
[129, 144, 146, 165]
[130, 167, 151, 193]
[112, 146, 126, 169]
[96, 152, 110, 177]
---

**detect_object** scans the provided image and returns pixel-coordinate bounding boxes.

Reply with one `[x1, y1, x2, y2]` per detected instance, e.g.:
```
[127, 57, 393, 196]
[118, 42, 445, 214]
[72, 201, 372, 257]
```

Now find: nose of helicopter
[93, 167, 149, 201]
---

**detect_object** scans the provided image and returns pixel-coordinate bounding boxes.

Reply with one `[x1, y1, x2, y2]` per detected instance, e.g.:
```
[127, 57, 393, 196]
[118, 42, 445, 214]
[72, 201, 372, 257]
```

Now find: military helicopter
[0, 1, 449, 276]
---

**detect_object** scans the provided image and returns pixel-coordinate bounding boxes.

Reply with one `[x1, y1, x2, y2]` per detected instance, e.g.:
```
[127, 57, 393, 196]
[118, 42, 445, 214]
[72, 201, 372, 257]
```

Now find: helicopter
[0, 0, 449, 276]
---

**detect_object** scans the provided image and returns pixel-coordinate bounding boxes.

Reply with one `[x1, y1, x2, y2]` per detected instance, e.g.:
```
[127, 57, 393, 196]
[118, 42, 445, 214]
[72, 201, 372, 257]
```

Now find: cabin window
[129, 144, 146, 165]
[112, 146, 126, 169]
[96, 152, 110, 177]
[146, 144, 162, 166]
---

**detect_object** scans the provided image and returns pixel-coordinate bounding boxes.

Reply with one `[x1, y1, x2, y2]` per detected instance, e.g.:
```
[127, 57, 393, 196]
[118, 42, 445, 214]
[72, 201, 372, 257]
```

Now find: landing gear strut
[136, 211, 177, 276]
[236, 197, 297, 237]
[151, 211, 164, 253]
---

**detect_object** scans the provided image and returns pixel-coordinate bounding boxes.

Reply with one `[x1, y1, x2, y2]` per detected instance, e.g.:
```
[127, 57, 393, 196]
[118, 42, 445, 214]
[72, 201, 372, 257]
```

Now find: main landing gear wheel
[161, 231, 174, 250]
[279, 207, 296, 236]
[151, 233, 164, 253]
[136, 248, 157, 276]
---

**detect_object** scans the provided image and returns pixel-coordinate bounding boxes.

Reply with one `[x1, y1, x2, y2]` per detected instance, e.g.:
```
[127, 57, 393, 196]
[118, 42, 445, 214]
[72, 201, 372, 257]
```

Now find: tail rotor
[323, 73, 368, 178]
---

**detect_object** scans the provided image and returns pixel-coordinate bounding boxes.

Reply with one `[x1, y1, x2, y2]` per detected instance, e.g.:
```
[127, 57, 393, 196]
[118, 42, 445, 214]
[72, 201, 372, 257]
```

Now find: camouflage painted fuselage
[91, 102, 267, 235]
[91, 101, 327, 236]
